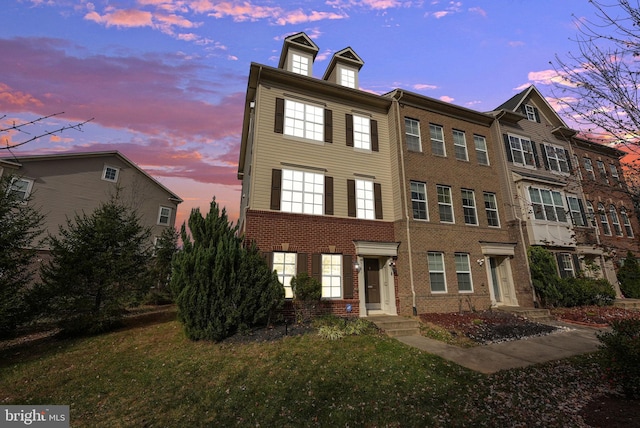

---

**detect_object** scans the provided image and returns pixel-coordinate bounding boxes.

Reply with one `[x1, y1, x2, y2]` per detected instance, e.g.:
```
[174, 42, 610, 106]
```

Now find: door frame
[354, 241, 399, 317]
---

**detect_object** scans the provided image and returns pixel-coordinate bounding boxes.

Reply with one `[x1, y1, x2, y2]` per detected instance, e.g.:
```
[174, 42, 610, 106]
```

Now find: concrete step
[613, 298, 640, 309]
[368, 316, 421, 337]
[496, 306, 553, 322]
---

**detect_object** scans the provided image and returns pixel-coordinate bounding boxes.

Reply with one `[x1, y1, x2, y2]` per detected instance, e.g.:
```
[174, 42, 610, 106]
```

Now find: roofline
[0, 150, 183, 203]
[572, 136, 626, 158]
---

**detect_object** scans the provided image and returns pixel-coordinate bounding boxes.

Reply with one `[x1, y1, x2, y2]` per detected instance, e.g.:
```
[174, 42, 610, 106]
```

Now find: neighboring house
[385, 89, 533, 314]
[490, 86, 608, 293]
[0, 151, 182, 256]
[238, 33, 398, 317]
[570, 136, 640, 293]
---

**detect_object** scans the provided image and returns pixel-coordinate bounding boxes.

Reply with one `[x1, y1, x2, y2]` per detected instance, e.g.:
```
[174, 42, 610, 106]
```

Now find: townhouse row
[237, 32, 640, 317]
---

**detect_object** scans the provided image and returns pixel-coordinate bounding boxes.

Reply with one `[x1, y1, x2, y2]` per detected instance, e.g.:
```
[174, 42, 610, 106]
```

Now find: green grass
[0, 313, 608, 427]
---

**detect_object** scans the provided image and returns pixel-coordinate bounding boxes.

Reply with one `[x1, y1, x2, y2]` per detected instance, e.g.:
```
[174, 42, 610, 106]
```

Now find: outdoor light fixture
[477, 258, 485, 266]
[389, 258, 398, 275]
[354, 260, 361, 273]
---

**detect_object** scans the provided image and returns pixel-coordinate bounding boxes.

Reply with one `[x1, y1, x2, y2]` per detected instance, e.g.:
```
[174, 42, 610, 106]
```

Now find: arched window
[621, 207, 634, 238]
[610, 205, 623, 236]
[598, 203, 611, 235]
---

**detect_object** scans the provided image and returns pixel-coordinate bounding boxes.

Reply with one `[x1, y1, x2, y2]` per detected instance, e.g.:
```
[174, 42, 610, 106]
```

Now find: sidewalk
[395, 322, 604, 374]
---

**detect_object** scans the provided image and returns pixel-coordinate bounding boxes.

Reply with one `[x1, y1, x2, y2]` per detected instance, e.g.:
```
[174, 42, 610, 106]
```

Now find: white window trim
[9, 177, 34, 201]
[483, 192, 500, 228]
[281, 169, 324, 215]
[290, 52, 311, 76]
[525, 104, 537, 122]
[410, 181, 429, 221]
[284, 99, 324, 142]
[427, 252, 447, 294]
[339, 65, 357, 88]
[621, 208, 634, 237]
[560, 253, 575, 277]
[586, 201, 597, 227]
[453, 130, 468, 161]
[273, 252, 297, 299]
[321, 253, 342, 299]
[598, 203, 611, 235]
[474, 135, 489, 165]
[461, 189, 478, 226]
[430, 124, 446, 157]
[566, 196, 585, 227]
[583, 158, 595, 180]
[543, 143, 570, 174]
[455, 253, 474, 293]
[528, 187, 567, 223]
[437, 185, 455, 224]
[102, 165, 120, 182]
[405, 118, 422, 152]
[353, 115, 371, 151]
[356, 179, 375, 220]
[596, 160, 609, 184]
[157, 206, 172, 226]
[509, 134, 536, 168]
[610, 205, 623, 236]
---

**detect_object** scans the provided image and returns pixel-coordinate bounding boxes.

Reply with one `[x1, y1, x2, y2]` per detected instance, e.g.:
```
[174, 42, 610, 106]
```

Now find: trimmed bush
[528, 246, 563, 307]
[617, 251, 640, 299]
[558, 277, 615, 307]
[291, 272, 322, 323]
[598, 318, 640, 399]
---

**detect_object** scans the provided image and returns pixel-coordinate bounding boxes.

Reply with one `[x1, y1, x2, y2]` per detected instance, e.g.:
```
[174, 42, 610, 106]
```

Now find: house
[238, 33, 399, 317]
[490, 86, 612, 295]
[385, 89, 534, 314]
[0, 151, 182, 257]
[570, 136, 640, 292]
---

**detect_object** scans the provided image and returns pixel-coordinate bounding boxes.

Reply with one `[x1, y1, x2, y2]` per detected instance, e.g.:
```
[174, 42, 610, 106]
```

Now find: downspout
[494, 114, 536, 306]
[392, 91, 418, 316]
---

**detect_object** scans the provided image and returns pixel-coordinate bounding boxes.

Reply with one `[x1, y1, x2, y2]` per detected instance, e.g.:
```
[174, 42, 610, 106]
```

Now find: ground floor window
[428, 252, 446, 293]
[322, 254, 342, 298]
[455, 253, 473, 292]
[273, 252, 297, 298]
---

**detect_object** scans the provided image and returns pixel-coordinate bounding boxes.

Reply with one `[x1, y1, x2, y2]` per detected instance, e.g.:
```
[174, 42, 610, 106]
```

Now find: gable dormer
[278, 32, 319, 77]
[322, 47, 364, 89]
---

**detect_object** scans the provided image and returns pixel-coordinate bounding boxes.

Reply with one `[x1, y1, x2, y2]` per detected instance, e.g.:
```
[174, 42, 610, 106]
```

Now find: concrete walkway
[395, 322, 605, 374]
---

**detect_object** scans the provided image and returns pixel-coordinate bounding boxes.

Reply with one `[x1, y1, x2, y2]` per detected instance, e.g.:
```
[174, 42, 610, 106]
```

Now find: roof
[322, 47, 364, 80]
[277, 32, 319, 69]
[492, 85, 573, 131]
[0, 151, 183, 203]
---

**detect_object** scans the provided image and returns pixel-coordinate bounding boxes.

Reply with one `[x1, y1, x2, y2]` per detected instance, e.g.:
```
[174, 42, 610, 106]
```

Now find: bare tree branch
[1, 113, 94, 150]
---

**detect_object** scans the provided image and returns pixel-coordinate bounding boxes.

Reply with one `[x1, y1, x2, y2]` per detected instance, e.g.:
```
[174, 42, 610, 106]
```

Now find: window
[284, 99, 324, 141]
[273, 252, 297, 298]
[455, 253, 473, 292]
[437, 185, 454, 223]
[621, 207, 634, 237]
[340, 67, 356, 88]
[596, 160, 609, 184]
[291, 53, 309, 75]
[586, 201, 596, 227]
[610, 164, 621, 186]
[566, 196, 586, 227]
[474, 135, 489, 165]
[9, 178, 33, 201]
[509, 135, 535, 167]
[598, 203, 611, 235]
[583, 158, 595, 180]
[528, 187, 567, 222]
[427, 252, 446, 293]
[524, 104, 538, 122]
[573, 155, 582, 179]
[483, 192, 500, 227]
[453, 130, 468, 161]
[410, 181, 428, 220]
[352, 115, 371, 150]
[610, 205, 623, 236]
[461, 189, 478, 225]
[430, 124, 446, 156]
[157, 206, 172, 225]
[321, 254, 342, 298]
[356, 179, 375, 219]
[102, 165, 119, 182]
[281, 169, 324, 215]
[543, 144, 569, 173]
[405, 118, 422, 152]
[559, 253, 575, 278]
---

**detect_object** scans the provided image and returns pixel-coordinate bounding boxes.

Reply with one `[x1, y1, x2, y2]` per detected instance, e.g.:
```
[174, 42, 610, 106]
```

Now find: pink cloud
[468, 7, 487, 17]
[84, 9, 154, 28]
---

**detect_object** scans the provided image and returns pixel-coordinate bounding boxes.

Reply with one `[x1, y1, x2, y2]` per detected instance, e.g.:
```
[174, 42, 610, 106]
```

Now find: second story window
[586, 201, 597, 227]
[102, 165, 120, 182]
[284, 100, 324, 142]
[355, 179, 375, 220]
[430, 124, 446, 156]
[584, 158, 595, 180]
[281, 169, 324, 215]
[566, 196, 586, 227]
[610, 164, 621, 186]
[543, 144, 569, 173]
[621, 207, 634, 237]
[453, 130, 468, 161]
[528, 187, 567, 223]
[610, 205, 623, 236]
[9, 177, 33, 201]
[598, 203, 611, 235]
[405, 118, 422, 152]
[352, 115, 370, 150]
[474, 135, 489, 165]
[508, 135, 535, 168]
[157, 206, 172, 226]
[596, 160, 609, 184]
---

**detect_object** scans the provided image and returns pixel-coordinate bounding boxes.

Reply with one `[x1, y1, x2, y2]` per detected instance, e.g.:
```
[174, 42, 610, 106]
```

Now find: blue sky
[0, 0, 598, 225]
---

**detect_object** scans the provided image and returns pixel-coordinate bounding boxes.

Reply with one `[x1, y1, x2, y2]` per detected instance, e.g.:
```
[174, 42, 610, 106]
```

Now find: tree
[528, 246, 563, 307]
[171, 198, 284, 341]
[0, 175, 44, 338]
[552, 1, 640, 146]
[145, 226, 179, 304]
[37, 197, 152, 335]
[617, 250, 640, 298]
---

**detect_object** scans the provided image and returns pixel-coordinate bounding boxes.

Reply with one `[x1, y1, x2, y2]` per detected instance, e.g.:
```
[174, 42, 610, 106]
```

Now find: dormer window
[291, 53, 310, 76]
[340, 67, 356, 88]
[525, 105, 536, 121]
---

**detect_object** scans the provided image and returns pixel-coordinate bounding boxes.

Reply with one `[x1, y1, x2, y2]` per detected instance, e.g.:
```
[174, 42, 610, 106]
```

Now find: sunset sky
[1, 1, 602, 227]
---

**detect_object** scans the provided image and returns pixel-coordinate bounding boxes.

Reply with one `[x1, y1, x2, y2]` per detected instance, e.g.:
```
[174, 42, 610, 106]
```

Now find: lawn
[0, 311, 614, 427]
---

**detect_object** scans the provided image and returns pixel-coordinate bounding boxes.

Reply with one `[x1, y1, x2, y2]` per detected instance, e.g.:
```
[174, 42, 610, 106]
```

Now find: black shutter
[346, 114, 354, 147]
[311, 254, 322, 283]
[572, 254, 582, 276]
[503, 134, 513, 162]
[270, 169, 282, 210]
[262, 252, 273, 268]
[343, 254, 353, 299]
[325, 176, 334, 215]
[556, 253, 568, 278]
[531, 141, 541, 168]
[324, 109, 333, 143]
[371, 119, 379, 152]
[578, 199, 588, 226]
[297, 253, 308, 275]
[540, 144, 549, 170]
[374, 183, 383, 220]
[347, 179, 356, 217]
[274, 98, 284, 134]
